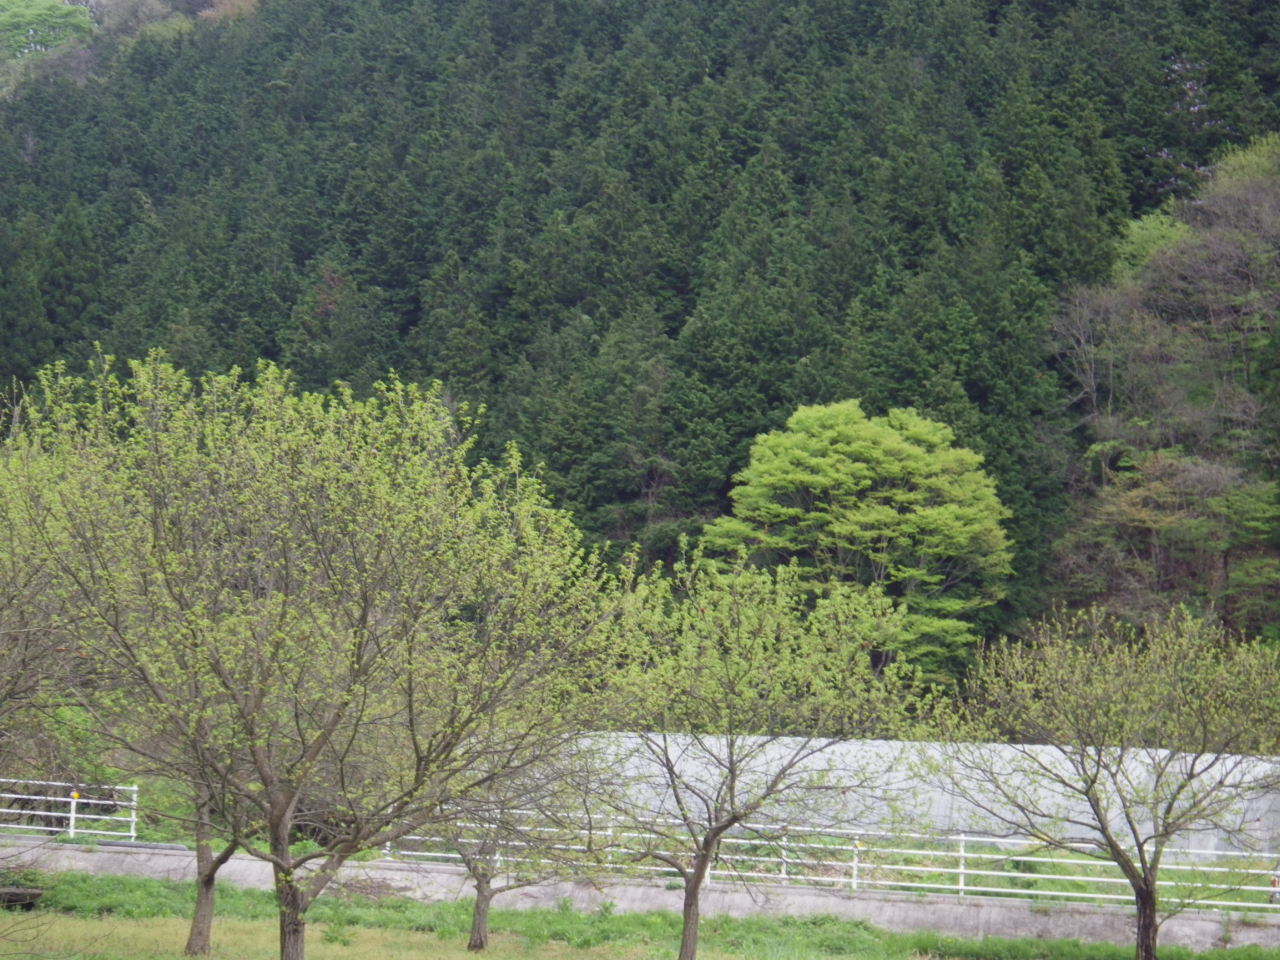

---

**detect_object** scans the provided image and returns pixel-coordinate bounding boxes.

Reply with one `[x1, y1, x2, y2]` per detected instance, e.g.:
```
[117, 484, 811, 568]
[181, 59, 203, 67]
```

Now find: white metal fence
[2, 776, 1273, 914]
[394, 817, 1280, 913]
[0, 778, 138, 841]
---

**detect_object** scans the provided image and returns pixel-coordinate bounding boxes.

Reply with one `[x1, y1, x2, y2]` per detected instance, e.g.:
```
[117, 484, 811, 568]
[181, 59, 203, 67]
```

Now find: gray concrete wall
[6, 837, 1278, 950]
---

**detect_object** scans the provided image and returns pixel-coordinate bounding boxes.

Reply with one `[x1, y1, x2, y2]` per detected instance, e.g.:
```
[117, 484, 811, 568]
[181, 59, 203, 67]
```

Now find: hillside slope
[1, 0, 1277, 636]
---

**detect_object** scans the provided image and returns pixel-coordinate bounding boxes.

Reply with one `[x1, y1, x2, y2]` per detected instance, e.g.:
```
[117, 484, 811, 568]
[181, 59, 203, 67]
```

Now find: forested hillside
[1, 0, 1277, 646]
[1050, 141, 1280, 640]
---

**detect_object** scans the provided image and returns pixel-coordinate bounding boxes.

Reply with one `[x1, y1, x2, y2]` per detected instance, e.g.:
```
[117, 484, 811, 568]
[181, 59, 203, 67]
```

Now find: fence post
[852, 839, 860, 892]
[128, 786, 137, 841]
[781, 838, 788, 880]
[68, 790, 79, 839]
[958, 834, 966, 896]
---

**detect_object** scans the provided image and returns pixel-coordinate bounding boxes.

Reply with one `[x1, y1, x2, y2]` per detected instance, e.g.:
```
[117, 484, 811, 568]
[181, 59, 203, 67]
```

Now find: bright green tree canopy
[0, 0, 92, 60]
[6, 353, 618, 960]
[702, 400, 1012, 674]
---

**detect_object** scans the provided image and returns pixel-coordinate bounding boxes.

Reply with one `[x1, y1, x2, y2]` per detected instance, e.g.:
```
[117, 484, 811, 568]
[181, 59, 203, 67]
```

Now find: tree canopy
[0, 0, 91, 61]
[941, 609, 1280, 960]
[610, 555, 921, 960]
[703, 400, 1012, 675]
[6, 354, 619, 960]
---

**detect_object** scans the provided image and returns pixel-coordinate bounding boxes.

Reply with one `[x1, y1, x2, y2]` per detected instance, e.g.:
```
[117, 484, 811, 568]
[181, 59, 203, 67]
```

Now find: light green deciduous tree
[609, 555, 921, 960]
[0, 0, 91, 60]
[941, 609, 1280, 960]
[8, 356, 617, 960]
[702, 400, 1012, 675]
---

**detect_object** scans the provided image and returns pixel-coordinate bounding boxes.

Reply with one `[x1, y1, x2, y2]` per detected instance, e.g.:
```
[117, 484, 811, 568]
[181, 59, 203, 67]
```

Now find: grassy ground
[6, 870, 1280, 960]
[0, 870, 911, 959]
[19, 915, 739, 960]
[15, 906, 908, 960]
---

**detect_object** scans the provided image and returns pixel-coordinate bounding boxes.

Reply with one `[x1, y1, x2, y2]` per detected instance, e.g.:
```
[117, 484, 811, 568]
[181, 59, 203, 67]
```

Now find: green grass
[7, 870, 900, 957]
[6, 869, 1280, 960]
[17, 916, 681, 960]
[889, 931, 1280, 960]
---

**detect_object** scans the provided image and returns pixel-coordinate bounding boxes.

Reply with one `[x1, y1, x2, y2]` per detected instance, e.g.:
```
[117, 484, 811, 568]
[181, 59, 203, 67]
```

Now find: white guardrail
[0, 778, 138, 841]
[393, 818, 1280, 913]
[2, 779, 1274, 914]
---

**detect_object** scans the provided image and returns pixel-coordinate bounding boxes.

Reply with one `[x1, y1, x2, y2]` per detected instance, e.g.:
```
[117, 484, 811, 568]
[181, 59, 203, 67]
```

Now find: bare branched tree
[605, 557, 925, 960]
[421, 745, 616, 951]
[940, 608, 1280, 960]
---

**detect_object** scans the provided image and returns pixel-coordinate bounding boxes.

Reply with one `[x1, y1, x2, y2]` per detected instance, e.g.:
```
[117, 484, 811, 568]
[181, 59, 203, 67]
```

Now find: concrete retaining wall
[6, 837, 1279, 950]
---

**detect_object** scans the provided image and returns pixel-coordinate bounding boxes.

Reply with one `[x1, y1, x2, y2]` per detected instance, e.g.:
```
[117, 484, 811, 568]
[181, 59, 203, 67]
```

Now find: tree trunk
[184, 792, 235, 956]
[468, 878, 494, 951]
[1134, 883, 1159, 960]
[677, 847, 716, 960]
[275, 865, 309, 960]
[185, 862, 217, 956]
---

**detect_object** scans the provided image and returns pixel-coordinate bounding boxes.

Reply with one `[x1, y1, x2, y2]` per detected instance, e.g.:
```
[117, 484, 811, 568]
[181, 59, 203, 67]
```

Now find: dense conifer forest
[1, 0, 1277, 658]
